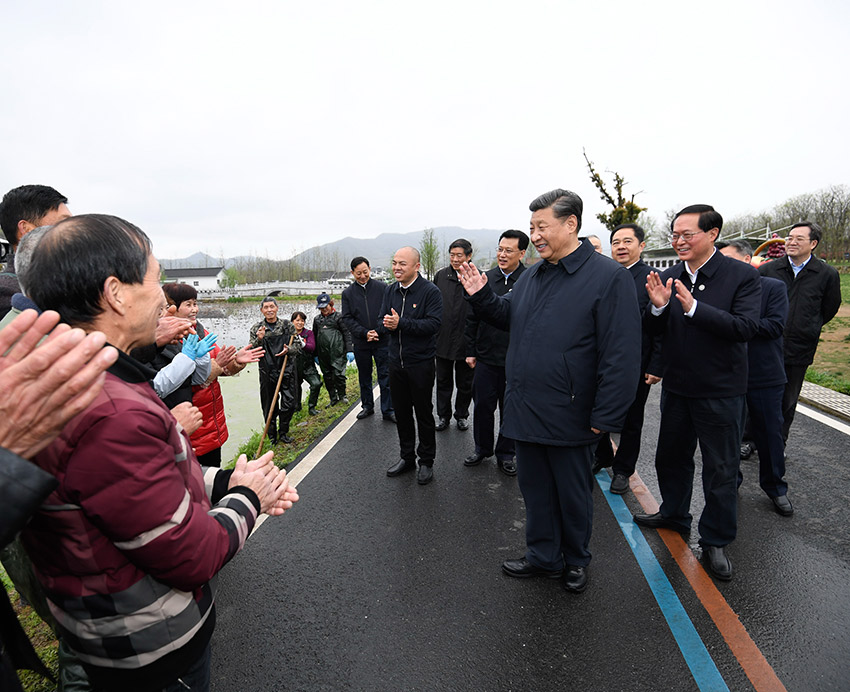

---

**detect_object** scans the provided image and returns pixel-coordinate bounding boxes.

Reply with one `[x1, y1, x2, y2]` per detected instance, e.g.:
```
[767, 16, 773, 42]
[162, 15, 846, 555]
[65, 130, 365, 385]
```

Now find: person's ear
[102, 276, 127, 316]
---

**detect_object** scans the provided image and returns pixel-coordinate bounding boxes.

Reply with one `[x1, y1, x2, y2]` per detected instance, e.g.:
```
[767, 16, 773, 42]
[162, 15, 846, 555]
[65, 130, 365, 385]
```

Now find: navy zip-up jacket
[377, 274, 443, 367]
[341, 278, 389, 350]
[747, 276, 788, 390]
[467, 239, 641, 446]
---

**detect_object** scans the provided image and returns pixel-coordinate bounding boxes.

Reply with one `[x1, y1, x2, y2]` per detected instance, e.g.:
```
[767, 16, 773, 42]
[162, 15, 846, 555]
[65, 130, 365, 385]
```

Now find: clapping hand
[457, 261, 488, 295]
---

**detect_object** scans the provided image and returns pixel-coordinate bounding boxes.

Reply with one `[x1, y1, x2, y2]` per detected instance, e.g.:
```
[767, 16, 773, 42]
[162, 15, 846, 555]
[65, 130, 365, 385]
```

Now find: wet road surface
[210, 385, 850, 691]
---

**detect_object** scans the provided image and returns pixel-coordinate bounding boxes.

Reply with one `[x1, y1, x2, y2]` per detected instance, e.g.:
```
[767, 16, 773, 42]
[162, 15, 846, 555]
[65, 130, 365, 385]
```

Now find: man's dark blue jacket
[341, 278, 389, 350]
[377, 274, 443, 367]
[748, 276, 788, 390]
[467, 239, 641, 447]
[646, 250, 761, 398]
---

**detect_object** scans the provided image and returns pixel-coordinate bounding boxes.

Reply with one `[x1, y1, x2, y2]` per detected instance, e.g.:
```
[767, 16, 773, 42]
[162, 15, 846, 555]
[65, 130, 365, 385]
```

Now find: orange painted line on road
[629, 472, 788, 692]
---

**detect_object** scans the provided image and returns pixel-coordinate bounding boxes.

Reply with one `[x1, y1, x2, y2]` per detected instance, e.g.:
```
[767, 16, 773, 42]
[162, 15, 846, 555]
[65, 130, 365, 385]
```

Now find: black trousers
[389, 359, 436, 465]
[435, 356, 473, 420]
[744, 384, 788, 497]
[654, 390, 744, 547]
[515, 441, 594, 568]
[259, 368, 298, 439]
[612, 377, 653, 477]
[471, 361, 514, 460]
[354, 345, 393, 417]
[781, 363, 808, 443]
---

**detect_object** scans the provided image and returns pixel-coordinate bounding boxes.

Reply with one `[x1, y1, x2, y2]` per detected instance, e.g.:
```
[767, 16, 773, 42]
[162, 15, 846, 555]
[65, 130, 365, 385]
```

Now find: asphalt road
[210, 386, 850, 691]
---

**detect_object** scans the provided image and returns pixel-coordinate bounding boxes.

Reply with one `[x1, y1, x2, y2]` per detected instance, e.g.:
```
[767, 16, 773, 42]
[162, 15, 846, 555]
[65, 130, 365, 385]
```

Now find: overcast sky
[2, 0, 847, 259]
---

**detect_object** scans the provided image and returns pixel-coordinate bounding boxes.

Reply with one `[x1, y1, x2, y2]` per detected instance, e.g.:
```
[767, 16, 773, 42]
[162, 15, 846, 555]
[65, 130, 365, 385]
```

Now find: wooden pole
[255, 333, 295, 458]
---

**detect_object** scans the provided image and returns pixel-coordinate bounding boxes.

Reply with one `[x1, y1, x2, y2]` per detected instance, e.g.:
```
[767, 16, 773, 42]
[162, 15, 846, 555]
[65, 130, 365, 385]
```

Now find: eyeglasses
[786, 234, 812, 244]
[669, 230, 706, 243]
[496, 247, 517, 255]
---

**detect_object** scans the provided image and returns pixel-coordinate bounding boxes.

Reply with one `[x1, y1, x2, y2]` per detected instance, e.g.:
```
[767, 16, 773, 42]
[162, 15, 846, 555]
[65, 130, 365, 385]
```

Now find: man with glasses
[433, 239, 475, 432]
[593, 223, 663, 494]
[463, 230, 528, 475]
[759, 222, 841, 445]
[633, 205, 760, 582]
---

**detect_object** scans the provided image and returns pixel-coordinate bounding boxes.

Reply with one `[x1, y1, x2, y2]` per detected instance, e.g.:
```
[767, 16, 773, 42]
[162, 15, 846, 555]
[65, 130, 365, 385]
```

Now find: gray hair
[15, 225, 53, 296]
[721, 239, 754, 257]
[261, 296, 278, 307]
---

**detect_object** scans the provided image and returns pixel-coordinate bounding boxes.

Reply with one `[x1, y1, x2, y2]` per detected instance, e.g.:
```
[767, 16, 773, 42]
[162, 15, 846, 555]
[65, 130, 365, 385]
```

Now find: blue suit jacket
[747, 276, 788, 390]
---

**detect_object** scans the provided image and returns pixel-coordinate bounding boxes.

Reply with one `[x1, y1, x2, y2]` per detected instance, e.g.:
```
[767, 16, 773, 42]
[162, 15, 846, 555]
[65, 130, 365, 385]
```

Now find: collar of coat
[108, 346, 158, 384]
[533, 237, 596, 276]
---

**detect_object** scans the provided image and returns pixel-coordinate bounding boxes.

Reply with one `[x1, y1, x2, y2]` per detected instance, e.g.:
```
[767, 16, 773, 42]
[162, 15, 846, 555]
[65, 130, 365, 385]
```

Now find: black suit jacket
[747, 276, 788, 389]
[759, 255, 841, 365]
[646, 251, 761, 399]
[627, 260, 663, 377]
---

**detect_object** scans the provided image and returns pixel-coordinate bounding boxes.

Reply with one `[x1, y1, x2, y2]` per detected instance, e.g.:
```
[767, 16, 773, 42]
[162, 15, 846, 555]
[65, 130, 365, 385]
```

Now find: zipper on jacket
[399, 287, 407, 368]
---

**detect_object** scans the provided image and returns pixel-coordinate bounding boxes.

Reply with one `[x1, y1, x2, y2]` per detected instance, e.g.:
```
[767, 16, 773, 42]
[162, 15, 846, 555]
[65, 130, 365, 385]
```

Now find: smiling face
[292, 315, 305, 332]
[122, 254, 167, 351]
[351, 262, 371, 285]
[496, 236, 525, 272]
[261, 300, 278, 323]
[784, 226, 817, 263]
[392, 247, 420, 284]
[671, 213, 717, 267]
[611, 227, 645, 267]
[175, 298, 199, 324]
[448, 246, 471, 271]
[530, 207, 578, 262]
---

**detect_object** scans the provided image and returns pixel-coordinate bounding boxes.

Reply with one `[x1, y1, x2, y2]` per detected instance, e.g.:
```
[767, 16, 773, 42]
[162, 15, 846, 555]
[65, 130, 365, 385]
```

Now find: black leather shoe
[502, 558, 563, 579]
[327, 398, 340, 408]
[356, 409, 374, 420]
[562, 565, 588, 593]
[386, 458, 415, 477]
[383, 413, 397, 423]
[417, 464, 434, 485]
[740, 441, 755, 460]
[464, 452, 490, 467]
[703, 546, 733, 581]
[456, 417, 469, 431]
[771, 494, 794, 516]
[279, 435, 294, 444]
[498, 458, 517, 476]
[610, 473, 630, 495]
[634, 512, 690, 535]
[435, 417, 449, 431]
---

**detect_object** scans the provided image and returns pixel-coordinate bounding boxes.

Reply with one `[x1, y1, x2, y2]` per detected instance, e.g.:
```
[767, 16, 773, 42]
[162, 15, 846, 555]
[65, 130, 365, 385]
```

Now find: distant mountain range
[160, 226, 508, 271]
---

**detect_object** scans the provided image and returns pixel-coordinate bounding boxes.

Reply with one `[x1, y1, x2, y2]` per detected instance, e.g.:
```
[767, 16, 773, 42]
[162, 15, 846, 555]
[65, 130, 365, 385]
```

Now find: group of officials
[338, 190, 841, 591]
[0, 183, 841, 690]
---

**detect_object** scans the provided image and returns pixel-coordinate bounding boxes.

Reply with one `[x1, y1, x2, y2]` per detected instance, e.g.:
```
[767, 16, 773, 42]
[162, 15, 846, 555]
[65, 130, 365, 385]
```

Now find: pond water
[194, 299, 335, 464]
[197, 299, 322, 346]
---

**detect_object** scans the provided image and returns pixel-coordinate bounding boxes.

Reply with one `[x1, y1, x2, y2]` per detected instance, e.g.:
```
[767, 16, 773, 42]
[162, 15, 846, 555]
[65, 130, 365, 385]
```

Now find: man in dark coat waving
[458, 189, 641, 593]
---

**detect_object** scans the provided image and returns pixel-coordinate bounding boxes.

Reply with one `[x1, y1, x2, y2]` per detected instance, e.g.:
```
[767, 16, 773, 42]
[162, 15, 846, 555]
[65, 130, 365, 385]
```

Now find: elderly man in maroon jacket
[24, 215, 298, 692]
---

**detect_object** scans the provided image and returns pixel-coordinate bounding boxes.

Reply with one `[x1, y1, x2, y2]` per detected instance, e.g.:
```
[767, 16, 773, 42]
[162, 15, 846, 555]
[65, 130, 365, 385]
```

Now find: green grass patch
[805, 368, 850, 396]
[840, 273, 850, 303]
[227, 365, 361, 469]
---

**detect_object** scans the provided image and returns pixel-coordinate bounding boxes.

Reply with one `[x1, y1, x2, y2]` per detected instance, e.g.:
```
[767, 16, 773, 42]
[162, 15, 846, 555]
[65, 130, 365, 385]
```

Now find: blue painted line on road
[596, 471, 729, 692]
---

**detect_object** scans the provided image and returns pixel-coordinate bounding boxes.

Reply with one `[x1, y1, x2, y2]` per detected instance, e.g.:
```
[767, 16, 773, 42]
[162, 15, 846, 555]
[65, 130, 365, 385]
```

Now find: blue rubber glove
[195, 332, 218, 358]
[181, 333, 201, 360]
[346, 352, 355, 364]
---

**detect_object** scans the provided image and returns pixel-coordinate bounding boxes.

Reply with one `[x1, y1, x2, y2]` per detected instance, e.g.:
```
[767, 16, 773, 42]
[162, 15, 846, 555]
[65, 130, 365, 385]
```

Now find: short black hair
[499, 229, 529, 251]
[291, 311, 307, 321]
[671, 204, 723, 237]
[162, 282, 197, 307]
[449, 238, 473, 256]
[28, 214, 152, 328]
[611, 223, 645, 244]
[350, 256, 370, 270]
[0, 184, 68, 246]
[529, 189, 583, 231]
[790, 221, 822, 247]
[261, 296, 278, 306]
